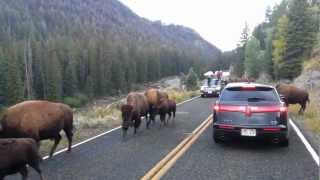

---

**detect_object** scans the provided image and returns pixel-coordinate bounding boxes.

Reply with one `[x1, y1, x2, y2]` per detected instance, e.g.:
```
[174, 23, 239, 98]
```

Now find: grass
[303, 58, 320, 71]
[166, 89, 200, 103]
[288, 91, 320, 135]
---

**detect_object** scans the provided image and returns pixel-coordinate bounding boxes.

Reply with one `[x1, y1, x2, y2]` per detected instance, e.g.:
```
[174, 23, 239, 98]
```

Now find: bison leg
[19, 166, 28, 180]
[134, 118, 141, 134]
[29, 162, 44, 180]
[159, 114, 165, 128]
[49, 134, 61, 158]
[64, 128, 73, 152]
[146, 115, 152, 129]
[122, 127, 128, 139]
[299, 101, 307, 114]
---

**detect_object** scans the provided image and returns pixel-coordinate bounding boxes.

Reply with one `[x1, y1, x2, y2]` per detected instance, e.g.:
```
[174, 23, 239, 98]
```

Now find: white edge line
[43, 126, 122, 160]
[289, 119, 319, 166]
[177, 96, 200, 106]
[43, 95, 200, 160]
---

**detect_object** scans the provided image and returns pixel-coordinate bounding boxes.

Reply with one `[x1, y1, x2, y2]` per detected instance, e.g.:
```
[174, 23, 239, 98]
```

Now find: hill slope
[0, 0, 221, 104]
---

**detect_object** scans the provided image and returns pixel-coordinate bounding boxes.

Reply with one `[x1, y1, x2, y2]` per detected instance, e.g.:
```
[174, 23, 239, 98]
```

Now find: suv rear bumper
[213, 123, 288, 141]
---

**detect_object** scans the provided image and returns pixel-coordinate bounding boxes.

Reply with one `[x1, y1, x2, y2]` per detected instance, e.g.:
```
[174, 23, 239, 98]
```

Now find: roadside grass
[303, 58, 320, 71]
[288, 91, 320, 135]
[167, 89, 200, 103]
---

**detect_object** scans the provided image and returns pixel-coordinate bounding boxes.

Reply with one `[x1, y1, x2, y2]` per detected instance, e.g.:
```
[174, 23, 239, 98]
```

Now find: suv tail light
[214, 104, 288, 115]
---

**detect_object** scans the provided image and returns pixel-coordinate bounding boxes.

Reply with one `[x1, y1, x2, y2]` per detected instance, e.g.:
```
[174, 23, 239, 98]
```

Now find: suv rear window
[220, 87, 279, 102]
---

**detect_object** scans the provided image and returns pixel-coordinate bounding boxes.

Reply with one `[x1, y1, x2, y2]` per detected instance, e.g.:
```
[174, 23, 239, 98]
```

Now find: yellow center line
[141, 115, 213, 180]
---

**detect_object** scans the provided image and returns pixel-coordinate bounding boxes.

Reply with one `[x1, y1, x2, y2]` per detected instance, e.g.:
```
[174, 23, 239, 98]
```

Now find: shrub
[63, 94, 89, 108]
[185, 68, 199, 91]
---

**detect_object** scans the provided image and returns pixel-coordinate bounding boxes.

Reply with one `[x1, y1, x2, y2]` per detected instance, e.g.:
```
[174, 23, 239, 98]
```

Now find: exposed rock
[294, 69, 320, 90]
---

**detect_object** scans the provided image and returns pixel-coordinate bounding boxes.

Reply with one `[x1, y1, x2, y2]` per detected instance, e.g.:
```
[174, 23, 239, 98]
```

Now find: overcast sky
[118, 0, 281, 51]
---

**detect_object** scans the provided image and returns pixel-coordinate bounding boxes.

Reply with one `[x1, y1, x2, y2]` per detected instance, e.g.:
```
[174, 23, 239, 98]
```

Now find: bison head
[121, 104, 134, 130]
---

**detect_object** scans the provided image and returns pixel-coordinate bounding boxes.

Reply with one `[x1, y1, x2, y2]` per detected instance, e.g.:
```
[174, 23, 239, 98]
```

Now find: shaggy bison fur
[121, 93, 149, 138]
[276, 84, 310, 114]
[157, 99, 176, 127]
[0, 138, 43, 180]
[0, 100, 74, 158]
[144, 88, 169, 125]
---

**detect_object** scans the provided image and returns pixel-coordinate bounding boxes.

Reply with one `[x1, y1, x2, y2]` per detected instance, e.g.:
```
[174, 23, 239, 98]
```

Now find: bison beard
[121, 93, 149, 138]
[0, 138, 43, 180]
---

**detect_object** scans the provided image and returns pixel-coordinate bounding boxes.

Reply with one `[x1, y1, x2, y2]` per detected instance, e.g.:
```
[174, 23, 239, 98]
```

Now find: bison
[0, 138, 43, 180]
[0, 100, 74, 158]
[157, 98, 176, 127]
[144, 88, 169, 126]
[276, 84, 310, 114]
[121, 93, 149, 138]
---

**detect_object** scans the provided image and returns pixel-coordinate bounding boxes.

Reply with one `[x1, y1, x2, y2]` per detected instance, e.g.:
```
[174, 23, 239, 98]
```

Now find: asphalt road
[7, 97, 319, 180]
[7, 97, 215, 180]
[164, 121, 319, 180]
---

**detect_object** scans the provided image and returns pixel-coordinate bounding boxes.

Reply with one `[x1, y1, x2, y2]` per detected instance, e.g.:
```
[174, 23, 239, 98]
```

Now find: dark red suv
[213, 83, 289, 147]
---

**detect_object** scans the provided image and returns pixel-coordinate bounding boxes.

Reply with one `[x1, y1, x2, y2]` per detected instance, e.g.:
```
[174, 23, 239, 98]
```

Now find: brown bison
[121, 93, 149, 138]
[144, 88, 169, 126]
[0, 100, 74, 158]
[0, 138, 43, 180]
[157, 99, 176, 127]
[276, 84, 310, 114]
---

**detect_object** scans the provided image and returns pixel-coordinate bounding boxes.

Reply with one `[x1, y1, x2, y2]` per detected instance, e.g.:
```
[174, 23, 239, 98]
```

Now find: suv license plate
[241, 129, 256, 136]
[208, 90, 212, 94]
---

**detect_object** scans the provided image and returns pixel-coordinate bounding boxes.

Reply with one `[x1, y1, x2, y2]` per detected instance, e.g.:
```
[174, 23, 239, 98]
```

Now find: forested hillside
[0, 0, 221, 106]
[221, 0, 319, 80]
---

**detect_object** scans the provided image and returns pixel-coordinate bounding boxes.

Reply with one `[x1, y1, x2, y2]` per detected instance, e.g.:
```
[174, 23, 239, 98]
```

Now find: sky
[118, 0, 282, 51]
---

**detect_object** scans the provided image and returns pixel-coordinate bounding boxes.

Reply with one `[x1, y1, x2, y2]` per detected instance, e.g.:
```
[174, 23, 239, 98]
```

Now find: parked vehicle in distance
[200, 79, 222, 97]
[212, 82, 289, 147]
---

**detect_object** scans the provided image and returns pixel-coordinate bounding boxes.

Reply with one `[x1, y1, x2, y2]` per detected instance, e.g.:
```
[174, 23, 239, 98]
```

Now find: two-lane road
[8, 97, 214, 180]
[164, 121, 319, 180]
[7, 98, 319, 180]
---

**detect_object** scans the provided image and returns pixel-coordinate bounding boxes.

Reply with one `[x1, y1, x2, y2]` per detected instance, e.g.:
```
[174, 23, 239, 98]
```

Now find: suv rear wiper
[247, 97, 265, 102]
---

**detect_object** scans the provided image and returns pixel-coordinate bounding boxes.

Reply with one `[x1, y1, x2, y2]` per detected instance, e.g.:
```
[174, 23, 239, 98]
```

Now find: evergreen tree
[244, 37, 262, 78]
[282, 0, 314, 79]
[185, 68, 199, 91]
[63, 61, 77, 97]
[263, 29, 274, 78]
[0, 49, 6, 105]
[273, 15, 289, 79]
[232, 23, 250, 77]
[45, 51, 62, 101]
[2, 49, 24, 104]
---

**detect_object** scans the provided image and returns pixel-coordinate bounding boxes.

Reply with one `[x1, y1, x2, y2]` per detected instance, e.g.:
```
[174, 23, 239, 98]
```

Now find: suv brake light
[241, 86, 256, 90]
[214, 105, 288, 114]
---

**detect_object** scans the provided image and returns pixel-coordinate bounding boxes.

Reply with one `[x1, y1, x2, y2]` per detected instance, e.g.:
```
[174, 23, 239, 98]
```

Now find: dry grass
[288, 91, 320, 135]
[166, 89, 200, 103]
[303, 58, 320, 71]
